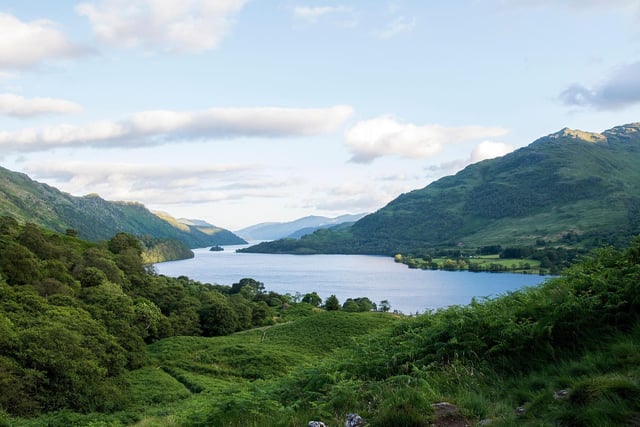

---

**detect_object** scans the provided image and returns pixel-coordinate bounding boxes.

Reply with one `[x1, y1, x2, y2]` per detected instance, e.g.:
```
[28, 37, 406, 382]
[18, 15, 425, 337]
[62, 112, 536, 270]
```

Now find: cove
[154, 245, 548, 314]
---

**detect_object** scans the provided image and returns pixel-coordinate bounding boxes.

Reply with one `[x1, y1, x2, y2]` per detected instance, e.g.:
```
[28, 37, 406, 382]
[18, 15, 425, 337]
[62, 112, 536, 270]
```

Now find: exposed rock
[548, 127, 606, 143]
[308, 422, 326, 427]
[515, 406, 526, 416]
[346, 413, 365, 427]
[553, 389, 569, 400]
[430, 402, 471, 427]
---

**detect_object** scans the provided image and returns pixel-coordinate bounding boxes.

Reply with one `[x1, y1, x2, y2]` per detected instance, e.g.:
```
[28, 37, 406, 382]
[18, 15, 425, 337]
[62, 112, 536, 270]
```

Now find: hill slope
[242, 123, 640, 255]
[0, 166, 246, 248]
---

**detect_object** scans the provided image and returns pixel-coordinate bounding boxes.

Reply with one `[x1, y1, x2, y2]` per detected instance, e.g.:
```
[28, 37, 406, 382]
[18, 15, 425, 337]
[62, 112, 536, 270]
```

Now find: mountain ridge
[235, 213, 367, 240]
[0, 165, 246, 248]
[240, 122, 640, 255]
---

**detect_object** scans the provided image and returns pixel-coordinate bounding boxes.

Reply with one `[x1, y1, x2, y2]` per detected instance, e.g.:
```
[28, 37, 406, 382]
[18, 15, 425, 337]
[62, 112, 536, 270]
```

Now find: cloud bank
[344, 116, 508, 163]
[560, 62, 640, 110]
[0, 13, 87, 69]
[0, 105, 354, 152]
[24, 161, 282, 206]
[0, 93, 83, 117]
[76, 0, 248, 52]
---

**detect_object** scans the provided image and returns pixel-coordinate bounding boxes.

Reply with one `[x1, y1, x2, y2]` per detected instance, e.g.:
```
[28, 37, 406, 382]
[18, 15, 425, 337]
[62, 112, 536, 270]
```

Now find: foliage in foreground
[0, 217, 314, 416]
[129, 237, 640, 426]
[4, 219, 640, 426]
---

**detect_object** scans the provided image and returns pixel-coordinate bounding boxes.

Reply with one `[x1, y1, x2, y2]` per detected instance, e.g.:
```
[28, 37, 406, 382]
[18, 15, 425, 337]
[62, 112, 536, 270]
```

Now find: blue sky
[1, 1, 640, 230]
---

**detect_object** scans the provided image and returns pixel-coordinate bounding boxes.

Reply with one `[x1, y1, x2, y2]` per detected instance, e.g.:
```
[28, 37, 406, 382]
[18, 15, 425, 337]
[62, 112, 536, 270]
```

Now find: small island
[209, 245, 224, 252]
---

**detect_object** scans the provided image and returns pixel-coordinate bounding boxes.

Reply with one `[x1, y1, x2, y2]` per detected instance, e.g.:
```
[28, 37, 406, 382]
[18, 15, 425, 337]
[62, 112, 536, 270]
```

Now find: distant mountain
[235, 213, 367, 241]
[241, 123, 640, 255]
[0, 166, 246, 248]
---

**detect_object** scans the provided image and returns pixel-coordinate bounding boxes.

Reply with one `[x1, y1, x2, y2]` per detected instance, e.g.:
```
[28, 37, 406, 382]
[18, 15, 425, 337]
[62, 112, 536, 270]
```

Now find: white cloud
[292, 5, 357, 28]
[0, 13, 87, 69]
[76, 0, 248, 53]
[376, 16, 415, 40]
[344, 116, 508, 163]
[293, 5, 352, 20]
[24, 161, 286, 206]
[470, 140, 515, 163]
[0, 93, 83, 117]
[0, 105, 354, 152]
[560, 61, 640, 110]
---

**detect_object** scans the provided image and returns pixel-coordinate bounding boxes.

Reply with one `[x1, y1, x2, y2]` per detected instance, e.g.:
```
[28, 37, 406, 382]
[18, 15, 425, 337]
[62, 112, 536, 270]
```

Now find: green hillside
[0, 166, 246, 248]
[4, 220, 640, 426]
[242, 123, 640, 256]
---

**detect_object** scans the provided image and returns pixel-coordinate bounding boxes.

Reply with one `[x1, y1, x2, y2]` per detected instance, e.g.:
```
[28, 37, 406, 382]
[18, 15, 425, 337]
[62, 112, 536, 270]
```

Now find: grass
[135, 311, 395, 426]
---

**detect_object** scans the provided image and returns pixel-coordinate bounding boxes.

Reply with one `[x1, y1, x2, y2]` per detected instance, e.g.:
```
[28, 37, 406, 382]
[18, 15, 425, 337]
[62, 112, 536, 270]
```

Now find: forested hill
[242, 122, 640, 255]
[0, 166, 246, 248]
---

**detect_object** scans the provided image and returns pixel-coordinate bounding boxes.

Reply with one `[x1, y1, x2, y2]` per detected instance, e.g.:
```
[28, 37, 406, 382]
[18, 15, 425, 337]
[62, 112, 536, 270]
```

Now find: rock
[430, 402, 472, 426]
[515, 406, 526, 416]
[553, 389, 569, 400]
[308, 422, 326, 427]
[346, 413, 365, 427]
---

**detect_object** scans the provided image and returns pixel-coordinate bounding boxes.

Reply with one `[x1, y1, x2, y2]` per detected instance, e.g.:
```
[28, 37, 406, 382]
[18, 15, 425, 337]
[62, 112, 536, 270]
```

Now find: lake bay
[155, 245, 548, 314]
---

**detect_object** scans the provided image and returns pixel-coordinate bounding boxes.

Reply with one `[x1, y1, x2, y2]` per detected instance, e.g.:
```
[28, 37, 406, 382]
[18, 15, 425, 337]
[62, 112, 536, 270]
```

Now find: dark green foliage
[0, 221, 284, 419]
[325, 294, 340, 310]
[343, 297, 375, 312]
[198, 291, 239, 336]
[302, 291, 322, 306]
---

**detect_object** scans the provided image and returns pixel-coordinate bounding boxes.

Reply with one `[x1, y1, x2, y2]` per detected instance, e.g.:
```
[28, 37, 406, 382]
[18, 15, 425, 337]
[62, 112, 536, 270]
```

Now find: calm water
[154, 245, 548, 314]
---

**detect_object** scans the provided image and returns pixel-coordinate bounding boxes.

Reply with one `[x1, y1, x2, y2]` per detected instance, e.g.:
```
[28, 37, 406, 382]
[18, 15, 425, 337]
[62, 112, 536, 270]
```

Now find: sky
[1, 1, 640, 231]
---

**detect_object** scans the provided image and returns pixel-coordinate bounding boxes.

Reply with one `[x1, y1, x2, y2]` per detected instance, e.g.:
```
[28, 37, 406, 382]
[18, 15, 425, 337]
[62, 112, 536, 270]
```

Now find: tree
[302, 292, 322, 307]
[78, 267, 107, 288]
[107, 233, 142, 255]
[251, 301, 272, 326]
[0, 242, 42, 286]
[354, 297, 375, 312]
[342, 299, 360, 312]
[199, 292, 239, 336]
[230, 278, 265, 299]
[325, 294, 340, 311]
[379, 300, 391, 312]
